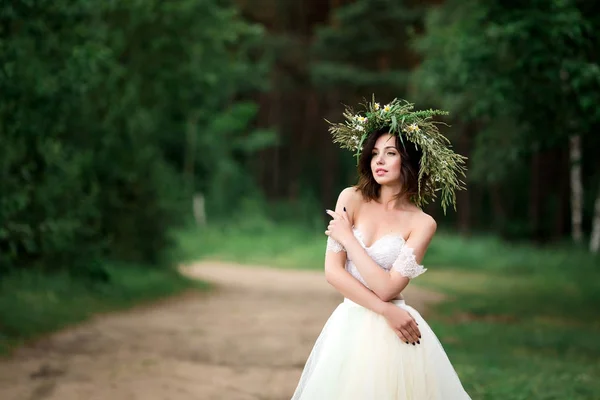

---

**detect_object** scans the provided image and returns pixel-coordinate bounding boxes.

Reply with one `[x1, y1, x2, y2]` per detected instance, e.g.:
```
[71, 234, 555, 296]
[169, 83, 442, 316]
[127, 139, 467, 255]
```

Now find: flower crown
[327, 96, 467, 213]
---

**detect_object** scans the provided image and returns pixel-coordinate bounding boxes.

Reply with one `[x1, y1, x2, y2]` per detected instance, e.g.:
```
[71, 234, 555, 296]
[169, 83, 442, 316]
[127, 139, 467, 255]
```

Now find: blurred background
[1, 0, 599, 398]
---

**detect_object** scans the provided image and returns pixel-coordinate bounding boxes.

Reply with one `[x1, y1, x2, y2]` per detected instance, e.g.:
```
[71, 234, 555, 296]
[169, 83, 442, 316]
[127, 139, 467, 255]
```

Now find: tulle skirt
[291, 298, 471, 400]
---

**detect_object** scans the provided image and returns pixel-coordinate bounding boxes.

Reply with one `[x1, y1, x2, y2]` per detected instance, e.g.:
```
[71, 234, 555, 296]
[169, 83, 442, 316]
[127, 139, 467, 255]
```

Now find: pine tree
[311, 0, 424, 98]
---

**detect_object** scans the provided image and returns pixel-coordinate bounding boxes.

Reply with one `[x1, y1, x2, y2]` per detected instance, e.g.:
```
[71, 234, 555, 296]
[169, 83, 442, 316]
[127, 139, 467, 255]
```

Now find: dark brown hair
[356, 127, 426, 203]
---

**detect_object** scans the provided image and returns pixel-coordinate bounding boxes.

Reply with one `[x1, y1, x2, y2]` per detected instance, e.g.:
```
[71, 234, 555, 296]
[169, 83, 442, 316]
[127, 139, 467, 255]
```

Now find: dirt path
[0, 262, 444, 400]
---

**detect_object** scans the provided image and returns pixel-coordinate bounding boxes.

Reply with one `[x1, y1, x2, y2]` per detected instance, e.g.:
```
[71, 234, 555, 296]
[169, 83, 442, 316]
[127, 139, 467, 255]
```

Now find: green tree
[0, 0, 272, 274]
[412, 0, 600, 243]
[311, 0, 422, 95]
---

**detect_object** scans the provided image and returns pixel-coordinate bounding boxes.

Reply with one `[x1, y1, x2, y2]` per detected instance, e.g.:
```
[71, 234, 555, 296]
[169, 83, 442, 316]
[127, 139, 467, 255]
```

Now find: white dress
[291, 228, 471, 400]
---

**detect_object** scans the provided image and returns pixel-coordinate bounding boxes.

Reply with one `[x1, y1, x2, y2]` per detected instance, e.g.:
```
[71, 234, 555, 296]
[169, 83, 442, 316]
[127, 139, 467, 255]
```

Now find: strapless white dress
[290, 229, 471, 400]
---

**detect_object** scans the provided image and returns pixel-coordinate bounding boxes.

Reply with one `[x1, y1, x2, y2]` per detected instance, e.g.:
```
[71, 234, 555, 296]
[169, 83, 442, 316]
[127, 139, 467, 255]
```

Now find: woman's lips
[375, 168, 387, 176]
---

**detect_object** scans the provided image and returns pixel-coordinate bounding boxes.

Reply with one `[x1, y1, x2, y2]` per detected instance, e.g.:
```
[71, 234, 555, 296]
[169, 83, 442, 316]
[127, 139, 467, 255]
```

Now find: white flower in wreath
[374, 102, 381, 111]
[383, 104, 391, 113]
[405, 123, 420, 133]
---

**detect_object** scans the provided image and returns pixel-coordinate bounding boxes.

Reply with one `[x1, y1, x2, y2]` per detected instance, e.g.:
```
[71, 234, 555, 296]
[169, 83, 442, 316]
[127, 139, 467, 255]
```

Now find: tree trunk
[254, 91, 271, 191]
[489, 184, 506, 232]
[184, 112, 200, 193]
[456, 124, 472, 235]
[470, 183, 483, 231]
[185, 112, 203, 224]
[553, 148, 569, 239]
[590, 185, 600, 253]
[288, 90, 318, 201]
[569, 135, 583, 243]
[267, 69, 282, 198]
[529, 152, 542, 241]
[322, 92, 340, 212]
[456, 184, 470, 234]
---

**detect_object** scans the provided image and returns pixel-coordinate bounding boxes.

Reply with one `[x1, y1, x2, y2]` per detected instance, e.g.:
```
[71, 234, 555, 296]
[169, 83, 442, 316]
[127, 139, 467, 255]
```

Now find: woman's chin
[373, 175, 390, 185]
[372, 174, 399, 186]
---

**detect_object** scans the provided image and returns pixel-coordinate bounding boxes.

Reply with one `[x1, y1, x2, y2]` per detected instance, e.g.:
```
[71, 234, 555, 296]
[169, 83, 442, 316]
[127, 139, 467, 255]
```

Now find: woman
[291, 98, 471, 399]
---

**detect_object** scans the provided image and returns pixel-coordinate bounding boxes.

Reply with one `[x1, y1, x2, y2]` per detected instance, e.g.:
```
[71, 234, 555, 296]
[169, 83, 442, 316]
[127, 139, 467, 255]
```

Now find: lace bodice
[326, 228, 426, 286]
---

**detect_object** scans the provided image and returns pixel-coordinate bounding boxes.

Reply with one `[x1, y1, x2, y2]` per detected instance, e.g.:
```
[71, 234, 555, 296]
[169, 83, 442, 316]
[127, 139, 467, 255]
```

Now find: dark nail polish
[412, 342, 416, 346]
[417, 340, 420, 344]
[405, 341, 409, 344]
[343, 207, 346, 212]
[419, 335, 421, 338]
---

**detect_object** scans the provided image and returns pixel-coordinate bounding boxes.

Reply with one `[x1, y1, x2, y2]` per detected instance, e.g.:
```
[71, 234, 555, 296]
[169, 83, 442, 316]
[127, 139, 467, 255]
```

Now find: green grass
[426, 231, 600, 273]
[178, 223, 600, 399]
[419, 269, 600, 399]
[0, 263, 206, 355]
[173, 221, 327, 269]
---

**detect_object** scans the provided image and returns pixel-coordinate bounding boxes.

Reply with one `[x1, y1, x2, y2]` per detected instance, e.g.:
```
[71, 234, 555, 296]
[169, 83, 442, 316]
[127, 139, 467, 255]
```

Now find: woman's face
[370, 133, 402, 185]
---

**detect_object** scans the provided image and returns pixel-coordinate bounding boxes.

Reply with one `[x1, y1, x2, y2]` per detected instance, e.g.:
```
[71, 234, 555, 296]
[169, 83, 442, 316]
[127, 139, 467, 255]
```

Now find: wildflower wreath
[327, 96, 467, 213]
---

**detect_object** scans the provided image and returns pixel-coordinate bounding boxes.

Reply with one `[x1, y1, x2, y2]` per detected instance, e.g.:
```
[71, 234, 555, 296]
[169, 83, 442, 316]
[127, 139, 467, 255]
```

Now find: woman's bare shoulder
[337, 186, 363, 206]
[410, 209, 437, 236]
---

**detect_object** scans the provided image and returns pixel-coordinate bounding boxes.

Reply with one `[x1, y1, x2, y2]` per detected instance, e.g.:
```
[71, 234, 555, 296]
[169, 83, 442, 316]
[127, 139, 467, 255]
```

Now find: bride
[291, 98, 471, 399]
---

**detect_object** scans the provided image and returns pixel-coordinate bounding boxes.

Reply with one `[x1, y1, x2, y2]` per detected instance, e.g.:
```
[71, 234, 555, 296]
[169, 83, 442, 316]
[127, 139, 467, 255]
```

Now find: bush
[0, 0, 270, 275]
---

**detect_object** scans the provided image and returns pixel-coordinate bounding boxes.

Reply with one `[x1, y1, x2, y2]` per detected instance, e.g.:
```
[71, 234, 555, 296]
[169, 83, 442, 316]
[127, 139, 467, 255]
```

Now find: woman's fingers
[405, 324, 421, 344]
[395, 326, 420, 345]
[325, 209, 340, 220]
[342, 207, 350, 221]
[400, 315, 420, 343]
[399, 327, 417, 344]
[326, 216, 339, 234]
[393, 329, 409, 344]
[408, 318, 421, 339]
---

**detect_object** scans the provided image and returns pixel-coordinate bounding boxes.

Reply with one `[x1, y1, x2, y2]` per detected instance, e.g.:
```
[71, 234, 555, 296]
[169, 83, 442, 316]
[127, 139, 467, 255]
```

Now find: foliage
[200, 102, 278, 217]
[412, 0, 600, 178]
[311, 0, 421, 93]
[0, 0, 271, 274]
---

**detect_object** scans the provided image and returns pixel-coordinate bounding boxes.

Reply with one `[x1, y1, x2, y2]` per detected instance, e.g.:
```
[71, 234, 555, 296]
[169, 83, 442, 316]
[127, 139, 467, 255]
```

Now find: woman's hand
[381, 303, 421, 345]
[325, 208, 354, 247]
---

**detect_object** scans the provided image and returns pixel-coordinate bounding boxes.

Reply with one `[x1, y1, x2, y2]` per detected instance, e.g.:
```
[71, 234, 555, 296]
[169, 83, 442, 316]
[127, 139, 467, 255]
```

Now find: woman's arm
[323, 189, 389, 312]
[324, 252, 421, 344]
[333, 210, 437, 302]
[324, 250, 390, 315]
[323, 188, 421, 344]
[343, 238, 411, 302]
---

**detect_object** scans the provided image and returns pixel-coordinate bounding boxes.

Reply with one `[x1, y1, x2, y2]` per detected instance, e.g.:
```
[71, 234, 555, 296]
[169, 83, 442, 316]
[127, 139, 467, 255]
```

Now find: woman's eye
[387, 152, 396, 156]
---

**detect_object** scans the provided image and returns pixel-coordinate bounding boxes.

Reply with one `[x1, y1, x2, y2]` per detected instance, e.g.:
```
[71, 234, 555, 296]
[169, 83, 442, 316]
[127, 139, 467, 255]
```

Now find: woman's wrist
[375, 300, 392, 316]
[341, 235, 359, 252]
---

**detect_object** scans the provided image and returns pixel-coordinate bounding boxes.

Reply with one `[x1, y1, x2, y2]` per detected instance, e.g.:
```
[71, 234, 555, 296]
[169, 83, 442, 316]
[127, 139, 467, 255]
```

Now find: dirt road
[0, 262, 444, 400]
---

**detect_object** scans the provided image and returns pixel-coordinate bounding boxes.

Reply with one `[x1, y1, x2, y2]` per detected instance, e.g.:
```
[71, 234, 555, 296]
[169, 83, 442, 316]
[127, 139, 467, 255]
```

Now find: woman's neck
[378, 185, 411, 211]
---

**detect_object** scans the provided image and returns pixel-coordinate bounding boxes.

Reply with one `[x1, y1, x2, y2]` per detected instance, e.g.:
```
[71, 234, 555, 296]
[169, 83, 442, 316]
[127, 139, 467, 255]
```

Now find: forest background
[1, 1, 599, 398]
